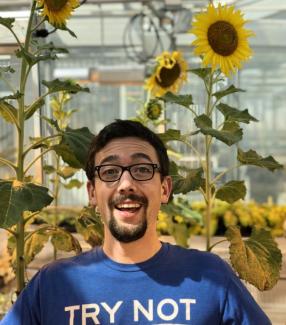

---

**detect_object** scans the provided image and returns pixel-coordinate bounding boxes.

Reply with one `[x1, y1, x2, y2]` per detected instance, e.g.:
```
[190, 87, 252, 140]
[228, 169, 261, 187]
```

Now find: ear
[87, 180, 97, 207]
[161, 176, 172, 204]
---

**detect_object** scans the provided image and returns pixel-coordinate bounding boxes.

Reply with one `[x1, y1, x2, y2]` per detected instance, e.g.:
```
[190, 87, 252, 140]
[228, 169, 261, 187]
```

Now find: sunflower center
[207, 20, 238, 56]
[155, 63, 181, 88]
[45, 0, 68, 12]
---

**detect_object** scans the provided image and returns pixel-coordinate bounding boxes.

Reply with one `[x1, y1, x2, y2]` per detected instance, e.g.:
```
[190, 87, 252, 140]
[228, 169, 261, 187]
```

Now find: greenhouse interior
[0, 0, 285, 323]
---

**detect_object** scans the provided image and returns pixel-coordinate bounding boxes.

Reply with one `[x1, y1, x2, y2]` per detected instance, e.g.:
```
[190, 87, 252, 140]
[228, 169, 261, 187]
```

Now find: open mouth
[114, 202, 142, 214]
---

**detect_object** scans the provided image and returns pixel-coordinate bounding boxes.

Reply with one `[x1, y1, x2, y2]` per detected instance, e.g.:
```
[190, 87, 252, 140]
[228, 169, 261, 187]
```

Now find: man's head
[86, 120, 172, 243]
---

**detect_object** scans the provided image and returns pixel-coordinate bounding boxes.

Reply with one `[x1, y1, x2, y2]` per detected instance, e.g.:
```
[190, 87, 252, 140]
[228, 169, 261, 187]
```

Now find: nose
[117, 169, 136, 193]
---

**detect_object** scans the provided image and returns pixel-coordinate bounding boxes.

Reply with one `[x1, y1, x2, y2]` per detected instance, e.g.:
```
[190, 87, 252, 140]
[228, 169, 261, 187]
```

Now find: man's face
[87, 137, 172, 243]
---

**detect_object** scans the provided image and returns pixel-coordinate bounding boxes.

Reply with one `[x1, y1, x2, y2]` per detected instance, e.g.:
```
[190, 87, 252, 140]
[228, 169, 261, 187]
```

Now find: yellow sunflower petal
[145, 51, 188, 97]
[190, 2, 254, 76]
[36, 0, 79, 27]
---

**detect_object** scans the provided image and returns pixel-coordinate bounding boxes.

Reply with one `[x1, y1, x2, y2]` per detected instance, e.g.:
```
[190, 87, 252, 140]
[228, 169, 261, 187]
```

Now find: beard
[108, 194, 148, 243]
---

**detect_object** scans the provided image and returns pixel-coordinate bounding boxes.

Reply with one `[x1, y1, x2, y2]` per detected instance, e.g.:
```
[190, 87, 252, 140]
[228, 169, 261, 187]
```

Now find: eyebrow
[99, 153, 153, 165]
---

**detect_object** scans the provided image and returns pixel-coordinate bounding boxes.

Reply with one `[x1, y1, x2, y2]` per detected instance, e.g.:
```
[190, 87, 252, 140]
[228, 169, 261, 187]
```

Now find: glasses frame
[94, 163, 161, 182]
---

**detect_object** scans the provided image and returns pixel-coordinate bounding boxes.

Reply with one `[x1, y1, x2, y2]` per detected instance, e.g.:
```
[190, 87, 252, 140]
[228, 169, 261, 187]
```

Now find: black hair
[85, 119, 169, 181]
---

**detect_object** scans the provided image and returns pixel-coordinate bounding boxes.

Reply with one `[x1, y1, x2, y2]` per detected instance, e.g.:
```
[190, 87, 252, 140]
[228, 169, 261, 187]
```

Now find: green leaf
[189, 67, 211, 81]
[213, 85, 245, 101]
[216, 103, 258, 124]
[43, 165, 56, 174]
[194, 114, 212, 128]
[55, 24, 77, 38]
[53, 127, 94, 169]
[63, 179, 83, 189]
[226, 226, 282, 290]
[24, 97, 45, 120]
[0, 66, 15, 74]
[195, 114, 243, 146]
[51, 228, 81, 254]
[0, 100, 17, 124]
[157, 129, 182, 143]
[57, 166, 78, 179]
[216, 180, 246, 203]
[41, 116, 61, 131]
[160, 92, 193, 108]
[237, 148, 284, 172]
[24, 230, 49, 265]
[36, 42, 69, 55]
[0, 180, 53, 228]
[16, 48, 56, 67]
[0, 91, 22, 101]
[0, 17, 15, 29]
[42, 79, 89, 94]
[172, 167, 204, 194]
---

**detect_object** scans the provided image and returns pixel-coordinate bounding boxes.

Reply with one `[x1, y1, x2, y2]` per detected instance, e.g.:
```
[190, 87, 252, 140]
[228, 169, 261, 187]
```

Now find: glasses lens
[99, 165, 122, 181]
[130, 164, 154, 180]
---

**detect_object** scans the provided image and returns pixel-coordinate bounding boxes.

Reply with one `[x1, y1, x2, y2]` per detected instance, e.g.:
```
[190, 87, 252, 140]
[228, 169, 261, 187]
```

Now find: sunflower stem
[204, 71, 214, 251]
[15, 0, 37, 295]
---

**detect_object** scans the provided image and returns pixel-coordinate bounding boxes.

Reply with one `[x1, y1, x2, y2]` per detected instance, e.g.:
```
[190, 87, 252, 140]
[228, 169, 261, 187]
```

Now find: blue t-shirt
[1, 242, 271, 324]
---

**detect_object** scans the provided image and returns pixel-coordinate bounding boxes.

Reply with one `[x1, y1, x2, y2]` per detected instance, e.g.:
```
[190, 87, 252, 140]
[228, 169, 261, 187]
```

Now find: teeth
[116, 203, 141, 209]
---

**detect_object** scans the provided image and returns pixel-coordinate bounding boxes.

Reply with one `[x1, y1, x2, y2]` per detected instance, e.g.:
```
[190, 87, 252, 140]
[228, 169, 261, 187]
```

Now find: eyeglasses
[94, 163, 161, 182]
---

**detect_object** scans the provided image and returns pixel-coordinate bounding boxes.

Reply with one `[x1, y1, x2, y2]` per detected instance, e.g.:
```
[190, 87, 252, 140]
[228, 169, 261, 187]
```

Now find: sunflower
[36, 0, 79, 27]
[145, 51, 188, 97]
[145, 99, 163, 120]
[190, 3, 254, 76]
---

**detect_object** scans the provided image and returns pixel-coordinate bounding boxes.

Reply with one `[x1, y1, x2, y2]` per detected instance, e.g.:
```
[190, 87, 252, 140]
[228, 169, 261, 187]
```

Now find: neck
[102, 227, 161, 264]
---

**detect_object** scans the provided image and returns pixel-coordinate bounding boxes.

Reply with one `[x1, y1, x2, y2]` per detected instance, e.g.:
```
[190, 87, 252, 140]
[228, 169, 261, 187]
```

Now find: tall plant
[145, 3, 283, 291]
[0, 0, 94, 295]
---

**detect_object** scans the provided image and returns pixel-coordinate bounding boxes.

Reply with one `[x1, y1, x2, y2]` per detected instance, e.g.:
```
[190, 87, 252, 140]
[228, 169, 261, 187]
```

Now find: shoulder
[163, 242, 235, 284]
[166, 242, 229, 270]
[39, 247, 99, 277]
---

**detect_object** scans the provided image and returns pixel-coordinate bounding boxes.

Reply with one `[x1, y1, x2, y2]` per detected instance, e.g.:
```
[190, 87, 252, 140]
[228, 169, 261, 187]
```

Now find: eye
[101, 166, 120, 176]
[135, 165, 152, 174]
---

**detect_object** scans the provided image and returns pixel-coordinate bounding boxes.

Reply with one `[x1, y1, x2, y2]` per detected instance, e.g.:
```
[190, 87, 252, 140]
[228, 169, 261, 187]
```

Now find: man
[1, 120, 271, 324]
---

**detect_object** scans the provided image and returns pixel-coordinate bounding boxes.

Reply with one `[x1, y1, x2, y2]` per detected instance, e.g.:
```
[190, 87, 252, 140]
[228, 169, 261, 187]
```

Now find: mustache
[109, 194, 148, 208]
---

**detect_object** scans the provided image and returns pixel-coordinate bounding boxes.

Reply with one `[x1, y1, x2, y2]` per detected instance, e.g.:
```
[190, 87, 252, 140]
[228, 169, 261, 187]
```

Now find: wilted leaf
[63, 179, 83, 189]
[24, 230, 49, 265]
[216, 180, 246, 203]
[0, 17, 15, 29]
[195, 114, 243, 146]
[172, 223, 189, 248]
[53, 127, 94, 169]
[42, 79, 89, 94]
[0, 180, 53, 228]
[216, 103, 258, 124]
[189, 68, 211, 81]
[158, 129, 182, 143]
[213, 85, 245, 101]
[237, 148, 283, 172]
[0, 100, 17, 124]
[57, 166, 78, 179]
[160, 92, 193, 108]
[51, 228, 81, 254]
[172, 167, 204, 194]
[226, 226, 282, 290]
[24, 97, 45, 120]
[75, 206, 104, 247]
